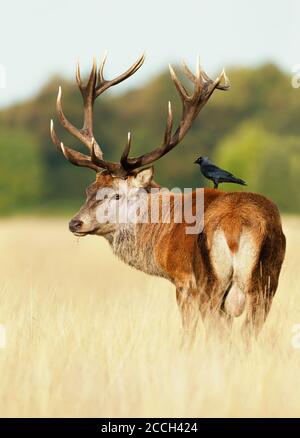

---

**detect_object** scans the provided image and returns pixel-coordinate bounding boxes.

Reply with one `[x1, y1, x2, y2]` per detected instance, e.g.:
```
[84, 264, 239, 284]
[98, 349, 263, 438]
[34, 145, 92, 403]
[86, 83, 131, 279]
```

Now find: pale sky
[0, 0, 298, 107]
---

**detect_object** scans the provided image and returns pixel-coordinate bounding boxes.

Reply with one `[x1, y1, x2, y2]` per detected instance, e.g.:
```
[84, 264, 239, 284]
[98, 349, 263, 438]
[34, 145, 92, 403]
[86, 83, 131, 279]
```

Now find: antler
[51, 55, 230, 176]
[50, 54, 145, 175]
[120, 57, 230, 171]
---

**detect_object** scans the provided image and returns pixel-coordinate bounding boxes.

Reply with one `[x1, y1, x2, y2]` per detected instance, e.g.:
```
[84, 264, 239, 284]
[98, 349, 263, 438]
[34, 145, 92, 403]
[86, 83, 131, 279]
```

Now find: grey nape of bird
[194, 156, 247, 190]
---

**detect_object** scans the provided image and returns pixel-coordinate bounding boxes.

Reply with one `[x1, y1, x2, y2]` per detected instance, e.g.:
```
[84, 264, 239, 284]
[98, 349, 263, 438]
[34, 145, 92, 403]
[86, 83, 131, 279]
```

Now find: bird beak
[194, 160, 198, 164]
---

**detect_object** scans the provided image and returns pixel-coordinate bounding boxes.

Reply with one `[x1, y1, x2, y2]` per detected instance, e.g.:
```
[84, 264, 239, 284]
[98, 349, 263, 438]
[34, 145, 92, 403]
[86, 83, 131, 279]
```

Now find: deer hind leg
[204, 230, 259, 340]
[200, 230, 235, 339]
[242, 288, 273, 343]
[242, 230, 286, 342]
[223, 231, 259, 318]
[200, 295, 234, 343]
[176, 285, 200, 348]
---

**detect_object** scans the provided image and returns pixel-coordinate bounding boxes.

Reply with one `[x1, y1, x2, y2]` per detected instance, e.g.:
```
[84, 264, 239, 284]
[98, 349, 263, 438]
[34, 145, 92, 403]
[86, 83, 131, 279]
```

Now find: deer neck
[105, 192, 169, 278]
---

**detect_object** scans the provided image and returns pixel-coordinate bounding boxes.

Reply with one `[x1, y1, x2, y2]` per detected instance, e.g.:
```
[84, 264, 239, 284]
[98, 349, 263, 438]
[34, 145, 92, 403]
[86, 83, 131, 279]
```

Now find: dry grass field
[0, 216, 299, 417]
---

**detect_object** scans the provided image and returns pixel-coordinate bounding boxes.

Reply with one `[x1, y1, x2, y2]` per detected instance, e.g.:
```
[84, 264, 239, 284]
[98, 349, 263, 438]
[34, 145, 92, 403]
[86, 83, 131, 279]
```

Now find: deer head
[50, 54, 229, 237]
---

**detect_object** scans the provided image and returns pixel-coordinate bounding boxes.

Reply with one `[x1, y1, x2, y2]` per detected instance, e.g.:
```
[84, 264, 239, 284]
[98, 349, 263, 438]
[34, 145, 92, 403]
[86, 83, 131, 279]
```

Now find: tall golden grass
[0, 217, 299, 417]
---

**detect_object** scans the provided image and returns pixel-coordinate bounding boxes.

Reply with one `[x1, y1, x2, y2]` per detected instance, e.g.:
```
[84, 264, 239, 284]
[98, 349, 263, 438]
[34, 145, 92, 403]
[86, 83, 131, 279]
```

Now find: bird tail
[229, 177, 247, 186]
[235, 177, 247, 186]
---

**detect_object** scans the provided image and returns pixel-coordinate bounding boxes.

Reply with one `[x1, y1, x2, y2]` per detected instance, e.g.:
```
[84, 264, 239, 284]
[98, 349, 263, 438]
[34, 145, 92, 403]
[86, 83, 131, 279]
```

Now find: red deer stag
[50, 54, 286, 343]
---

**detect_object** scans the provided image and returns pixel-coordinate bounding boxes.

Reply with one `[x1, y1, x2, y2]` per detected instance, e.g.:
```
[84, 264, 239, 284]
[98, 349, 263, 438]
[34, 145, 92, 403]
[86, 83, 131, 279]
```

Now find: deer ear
[133, 167, 154, 188]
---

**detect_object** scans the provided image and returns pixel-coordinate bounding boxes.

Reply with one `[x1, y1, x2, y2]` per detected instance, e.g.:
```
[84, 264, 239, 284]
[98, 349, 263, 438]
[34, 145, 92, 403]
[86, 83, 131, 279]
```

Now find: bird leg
[213, 180, 219, 189]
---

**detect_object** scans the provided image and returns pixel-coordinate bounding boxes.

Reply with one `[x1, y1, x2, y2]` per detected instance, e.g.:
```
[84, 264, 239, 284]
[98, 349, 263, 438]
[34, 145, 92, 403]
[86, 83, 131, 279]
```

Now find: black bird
[194, 156, 247, 189]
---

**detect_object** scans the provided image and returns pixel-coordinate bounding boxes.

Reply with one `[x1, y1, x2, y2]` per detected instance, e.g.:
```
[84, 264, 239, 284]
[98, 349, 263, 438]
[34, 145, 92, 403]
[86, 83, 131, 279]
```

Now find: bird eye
[114, 194, 120, 200]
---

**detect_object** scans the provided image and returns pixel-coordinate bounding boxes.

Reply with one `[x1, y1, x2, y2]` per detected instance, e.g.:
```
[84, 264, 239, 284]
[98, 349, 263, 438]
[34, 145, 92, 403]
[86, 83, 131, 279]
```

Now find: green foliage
[214, 122, 300, 212]
[0, 63, 300, 214]
[0, 128, 44, 213]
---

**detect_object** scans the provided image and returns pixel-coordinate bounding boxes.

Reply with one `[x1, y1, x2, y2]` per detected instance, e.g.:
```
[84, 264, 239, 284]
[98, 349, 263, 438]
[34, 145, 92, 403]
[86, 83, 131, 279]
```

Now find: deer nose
[69, 219, 83, 232]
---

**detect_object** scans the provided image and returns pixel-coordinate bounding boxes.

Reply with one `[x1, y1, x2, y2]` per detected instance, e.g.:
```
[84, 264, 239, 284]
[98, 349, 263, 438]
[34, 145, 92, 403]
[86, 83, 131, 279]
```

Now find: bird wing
[202, 163, 234, 179]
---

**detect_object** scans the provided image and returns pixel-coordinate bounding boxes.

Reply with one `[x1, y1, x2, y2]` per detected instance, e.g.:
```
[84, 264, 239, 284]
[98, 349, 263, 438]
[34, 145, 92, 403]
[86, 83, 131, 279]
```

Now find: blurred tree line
[0, 62, 299, 214]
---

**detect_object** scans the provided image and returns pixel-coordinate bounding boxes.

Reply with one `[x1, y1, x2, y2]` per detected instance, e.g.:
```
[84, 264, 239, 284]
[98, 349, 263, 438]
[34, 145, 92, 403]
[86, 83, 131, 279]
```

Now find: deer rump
[202, 193, 280, 318]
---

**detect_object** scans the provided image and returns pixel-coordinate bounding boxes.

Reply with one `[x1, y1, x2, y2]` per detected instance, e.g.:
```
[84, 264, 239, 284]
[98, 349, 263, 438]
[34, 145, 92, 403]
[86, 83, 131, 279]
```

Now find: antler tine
[50, 119, 61, 151]
[85, 58, 97, 100]
[120, 132, 132, 168]
[76, 59, 97, 95]
[95, 53, 145, 97]
[98, 51, 108, 85]
[215, 68, 231, 90]
[56, 86, 92, 150]
[164, 101, 174, 145]
[50, 120, 99, 171]
[90, 138, 108, 167]
[168, 64, 190, 101]
[76, 61, 83, 90]
[183, 57, 230, 92]
[182, 59, 212, 102]
[60, 142, 99, 171]
[80, 59, 98, 141]
[182, 59, 224, 101]
[182, 60, 197, 83]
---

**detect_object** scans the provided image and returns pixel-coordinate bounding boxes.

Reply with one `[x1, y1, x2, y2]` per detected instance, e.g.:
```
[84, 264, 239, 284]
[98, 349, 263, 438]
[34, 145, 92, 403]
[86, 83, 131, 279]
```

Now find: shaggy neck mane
[105, 189, 182, 279]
